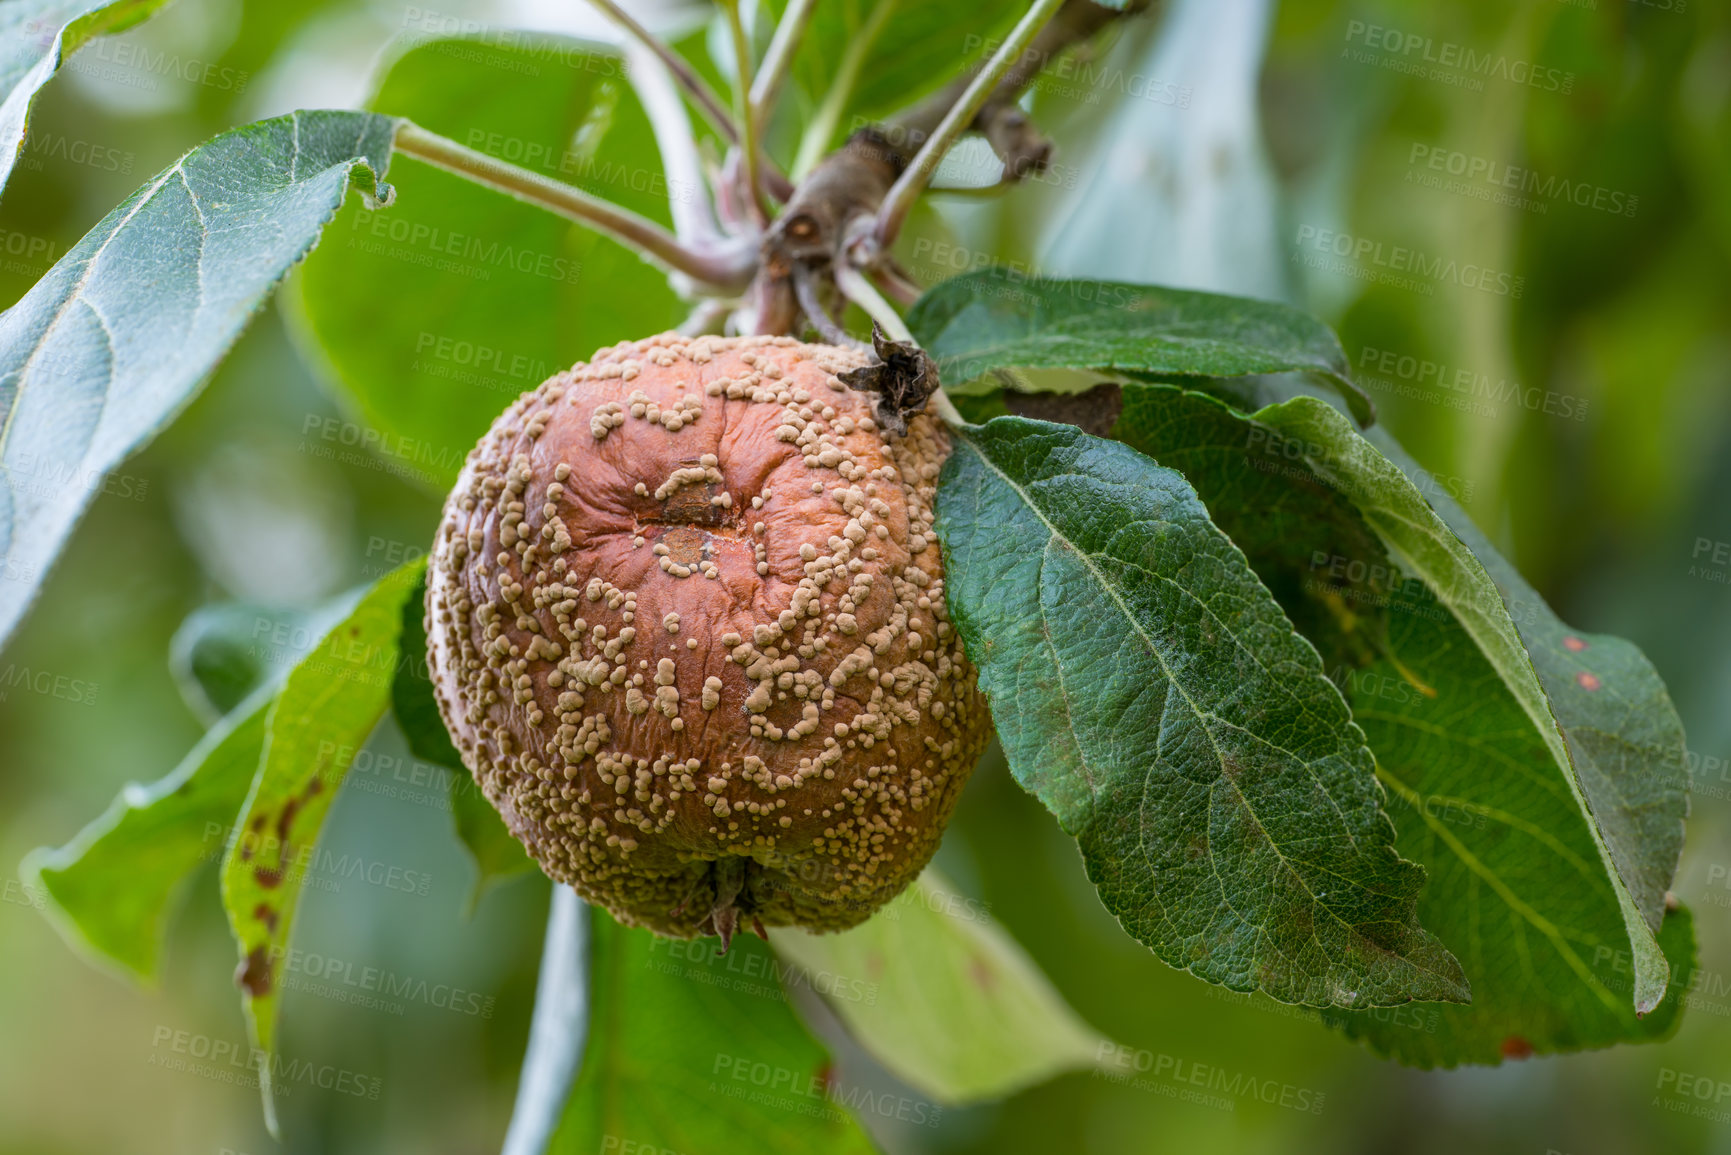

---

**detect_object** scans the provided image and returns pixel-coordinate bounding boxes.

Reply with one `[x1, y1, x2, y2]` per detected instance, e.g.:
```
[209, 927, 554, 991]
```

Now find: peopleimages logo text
[1342, 20, 1574, 93]
[1294, 226, 1524, 299]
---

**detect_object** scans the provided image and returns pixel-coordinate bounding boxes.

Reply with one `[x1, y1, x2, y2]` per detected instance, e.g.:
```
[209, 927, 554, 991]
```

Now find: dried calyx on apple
[424, 333, 990, 946]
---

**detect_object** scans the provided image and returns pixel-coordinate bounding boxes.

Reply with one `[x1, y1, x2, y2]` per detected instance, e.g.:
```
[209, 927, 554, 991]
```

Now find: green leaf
[0, 109, 397, 651]
[390, 565, 533, 898]
[289, 35, 683, 491]
[905, 268, 1373, 424]
[220, 559, 422, 1135]
[24, 690, 269, 981]
[1246, 397, 1678, 1008]
[1365, 426, 1689, 937]
[1109, 382, 1690, 1062]
[768, 870, 1108, 1103]
[0, 0, 170, 197]
[551, 909, 881, 1154]
[390, 565, 462, 769]
[935, 416, 1466, 1008]
[451, 775, 537, 899]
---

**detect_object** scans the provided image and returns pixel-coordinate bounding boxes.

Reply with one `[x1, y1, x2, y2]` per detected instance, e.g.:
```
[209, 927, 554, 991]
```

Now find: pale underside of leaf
[0, 109, 397, 652]
[769, 869, 1110, 1104]
[504, 885, 589, 1155]
[0, 1, 170, 196]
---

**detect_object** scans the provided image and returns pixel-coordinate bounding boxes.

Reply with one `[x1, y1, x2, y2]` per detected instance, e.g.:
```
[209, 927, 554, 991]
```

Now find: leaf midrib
[964, 431, 1412, 964]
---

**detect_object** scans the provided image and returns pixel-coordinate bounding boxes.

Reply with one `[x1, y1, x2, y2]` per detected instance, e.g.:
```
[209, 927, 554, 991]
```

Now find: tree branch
[750, 0, 818, 131]
[767, 0, 1150, 280]
[584, 0, 738, 146]
[718, 0, 770, 222]
[870, 0, 1069, 252]
[791, 0, 894, 180]
[894, 0, 1151, 150]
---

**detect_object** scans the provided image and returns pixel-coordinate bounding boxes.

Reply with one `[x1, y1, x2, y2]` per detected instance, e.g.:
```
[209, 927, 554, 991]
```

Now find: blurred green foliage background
[1, 0, 1728, 1152]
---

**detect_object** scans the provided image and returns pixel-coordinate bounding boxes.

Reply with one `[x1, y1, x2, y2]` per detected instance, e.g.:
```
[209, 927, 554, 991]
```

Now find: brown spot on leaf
[236, 946, 274, 997]
[240, 813, 266, 861]
[252, 903, 278, 933]
[254, 864, 285, 889]
[276, 793, 307, 842]
[969, 954, 997, 992]
[1500, 1035, 1534, 1060]
[1563, 636, 1587, 652]
[1577, 672, 1601, 692]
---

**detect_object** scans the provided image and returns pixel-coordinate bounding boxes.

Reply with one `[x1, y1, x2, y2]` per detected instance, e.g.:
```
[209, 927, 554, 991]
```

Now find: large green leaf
[0, 110, 396, 652]
[391, 565, 533, 897]
[220, 559, 422, 1134]
[0, 0, 169, 197]
[550, 910, 880, 1154]
[769, 870, 1108, 1103]
[1110, 382, 1691, 1063]
[289, 35, 684, 490]
[935, 416, 1466, 1008]
[906, 268, 1373, 423]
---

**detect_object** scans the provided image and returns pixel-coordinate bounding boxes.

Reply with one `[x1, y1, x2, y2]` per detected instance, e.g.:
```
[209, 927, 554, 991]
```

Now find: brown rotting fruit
[424, 333, 990, 945]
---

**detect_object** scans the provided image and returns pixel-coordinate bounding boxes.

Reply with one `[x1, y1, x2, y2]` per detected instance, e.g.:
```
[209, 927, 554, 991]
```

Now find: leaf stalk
[871, 0, 1066, 252]
[393, 122, 755, 291]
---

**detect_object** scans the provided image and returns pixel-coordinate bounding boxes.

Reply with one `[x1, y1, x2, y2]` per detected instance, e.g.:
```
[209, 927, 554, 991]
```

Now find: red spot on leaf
[1563, 636, 1587, 652]
[1577, 672, 1601, 691]
[1500, 1035, 1534, 1060]
[815, 1061, 837, 1094]
[236, 946, 273, 997]
[252, 903, 278, 932]
[254, 864, 285, 889]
